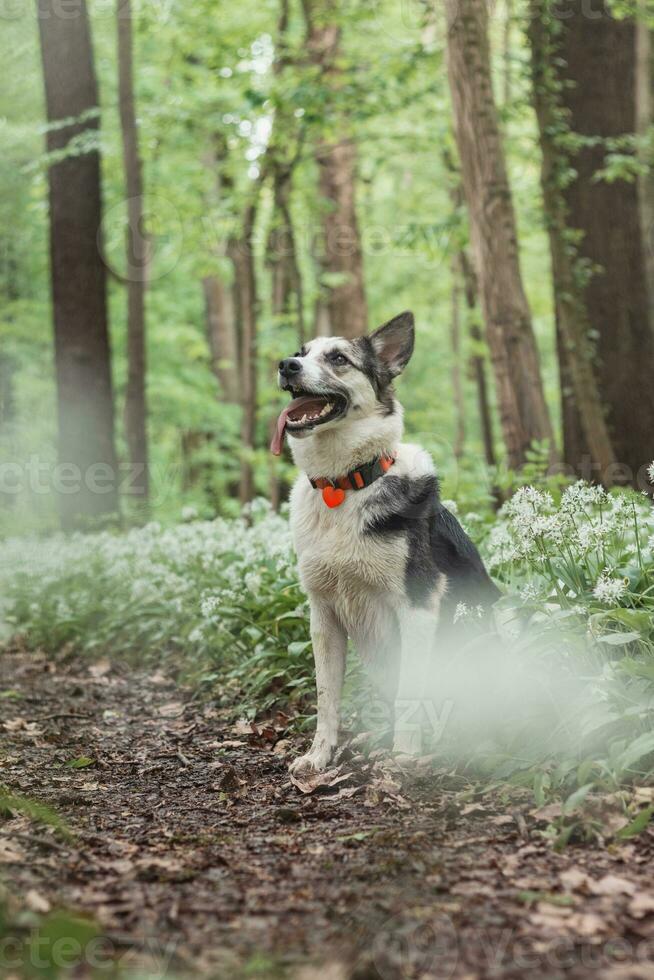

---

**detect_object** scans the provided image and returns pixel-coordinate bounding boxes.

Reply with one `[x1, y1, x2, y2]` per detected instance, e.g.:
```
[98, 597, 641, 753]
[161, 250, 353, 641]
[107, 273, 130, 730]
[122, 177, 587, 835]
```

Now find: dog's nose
[278, 357, 302, 378]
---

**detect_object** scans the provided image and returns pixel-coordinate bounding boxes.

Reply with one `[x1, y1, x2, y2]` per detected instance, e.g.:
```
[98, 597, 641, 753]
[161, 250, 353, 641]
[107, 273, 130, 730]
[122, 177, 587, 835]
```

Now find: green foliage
[0, 787, 69, 839]
[0, 0, 559, 534]
[3, 479, 654, 806]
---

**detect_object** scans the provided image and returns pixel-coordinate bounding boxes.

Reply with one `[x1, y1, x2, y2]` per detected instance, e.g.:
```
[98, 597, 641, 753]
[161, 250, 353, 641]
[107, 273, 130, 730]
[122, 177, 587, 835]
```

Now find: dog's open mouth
[270, 390, 347, 455]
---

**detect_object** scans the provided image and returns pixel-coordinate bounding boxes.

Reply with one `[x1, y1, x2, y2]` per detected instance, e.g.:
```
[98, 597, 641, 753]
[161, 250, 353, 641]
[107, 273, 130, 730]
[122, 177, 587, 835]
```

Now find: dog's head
[270, 311, 415, 455]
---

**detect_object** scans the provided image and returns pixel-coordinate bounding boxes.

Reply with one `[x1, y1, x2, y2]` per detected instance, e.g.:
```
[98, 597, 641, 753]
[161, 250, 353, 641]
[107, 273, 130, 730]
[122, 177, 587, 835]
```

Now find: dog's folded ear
[369, 311, 415, 378]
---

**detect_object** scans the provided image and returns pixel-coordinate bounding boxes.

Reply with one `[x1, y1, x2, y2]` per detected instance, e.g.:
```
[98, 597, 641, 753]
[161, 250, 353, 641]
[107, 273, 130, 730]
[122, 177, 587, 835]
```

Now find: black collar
[309, 453, 396, 495]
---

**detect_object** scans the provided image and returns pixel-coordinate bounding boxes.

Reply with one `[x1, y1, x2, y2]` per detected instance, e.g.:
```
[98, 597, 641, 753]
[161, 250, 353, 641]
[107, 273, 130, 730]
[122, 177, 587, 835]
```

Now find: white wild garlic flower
[592, 571, 628, 606]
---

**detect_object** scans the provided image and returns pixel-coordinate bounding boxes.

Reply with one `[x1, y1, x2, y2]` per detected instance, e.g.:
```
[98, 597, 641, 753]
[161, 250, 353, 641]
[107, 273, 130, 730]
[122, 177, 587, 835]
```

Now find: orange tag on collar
[322, 485, 346, 508]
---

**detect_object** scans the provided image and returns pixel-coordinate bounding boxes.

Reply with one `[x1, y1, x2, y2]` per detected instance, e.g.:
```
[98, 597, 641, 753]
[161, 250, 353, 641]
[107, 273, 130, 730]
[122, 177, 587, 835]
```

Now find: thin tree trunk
[556, 0, 654, 488]
[267, 169, 306, 344]
[443, 148, 496, 470]
[459, 250, 496, 469]
[0, 353, 15, 429]
[302, 0, 368, 339]
[37, 0, 119, 529]
[202, 275, 239, 403]
[234, 202, 260, 506]
[267, 0, 306, 345]
[0, 352, 16, 510]
[636, 0, 654, 326]
[503, 0, 513, 106]
[556, 312, 590, 476]
[450, 256, 466, 460]
[528, 0, 616, 484]
[445, 0, 557, 470]
[267, 173, 299, 511]
[117, 0, 149, 507]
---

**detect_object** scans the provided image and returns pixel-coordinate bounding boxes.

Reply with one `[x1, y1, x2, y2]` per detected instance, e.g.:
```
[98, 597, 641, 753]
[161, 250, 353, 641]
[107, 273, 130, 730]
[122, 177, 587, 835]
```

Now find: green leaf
[617, 733, 654, 773]
[0, 786, 70, 837]
[616, 806, 653, 839]
[66, 756, 96, 769]
[597, 631, 641, 646]
[287, 640, 311, 656]
[562, 782, 594, 815]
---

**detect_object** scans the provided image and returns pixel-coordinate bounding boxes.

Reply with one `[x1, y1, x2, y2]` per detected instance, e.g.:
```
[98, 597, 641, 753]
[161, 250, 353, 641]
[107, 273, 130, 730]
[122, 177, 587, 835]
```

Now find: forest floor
[1, 647, 654, 980]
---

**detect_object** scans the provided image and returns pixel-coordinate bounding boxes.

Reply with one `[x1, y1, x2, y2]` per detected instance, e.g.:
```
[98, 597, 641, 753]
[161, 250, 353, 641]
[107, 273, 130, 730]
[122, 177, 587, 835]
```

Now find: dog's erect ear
[369, 311, 415, 378]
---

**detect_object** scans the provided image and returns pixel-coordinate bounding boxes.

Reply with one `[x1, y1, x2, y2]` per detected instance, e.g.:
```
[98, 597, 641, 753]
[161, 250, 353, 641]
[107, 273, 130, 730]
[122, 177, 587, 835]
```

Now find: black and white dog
[271, 312, 499, 773]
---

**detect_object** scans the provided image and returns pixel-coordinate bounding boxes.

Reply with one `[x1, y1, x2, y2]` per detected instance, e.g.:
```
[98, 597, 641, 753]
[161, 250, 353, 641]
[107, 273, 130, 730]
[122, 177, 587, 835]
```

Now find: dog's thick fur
[279, 312, 499, 773]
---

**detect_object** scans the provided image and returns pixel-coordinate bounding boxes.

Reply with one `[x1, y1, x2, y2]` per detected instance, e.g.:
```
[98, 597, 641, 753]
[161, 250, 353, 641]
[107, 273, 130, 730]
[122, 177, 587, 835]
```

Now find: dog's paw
[392, 726, 423, 757]
[289, 744, 333, 774]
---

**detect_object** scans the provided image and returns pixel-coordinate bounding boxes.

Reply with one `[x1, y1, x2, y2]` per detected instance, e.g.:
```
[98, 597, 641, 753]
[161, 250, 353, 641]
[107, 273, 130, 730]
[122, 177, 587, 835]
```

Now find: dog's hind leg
[289, 600, 347, 774]
[392, 606, 439, 756]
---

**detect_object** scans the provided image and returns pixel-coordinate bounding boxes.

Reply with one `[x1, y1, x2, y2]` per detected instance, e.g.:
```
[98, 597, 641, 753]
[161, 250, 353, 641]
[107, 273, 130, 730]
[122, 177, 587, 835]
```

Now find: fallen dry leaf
[157, 702, 185, 718]
[324, 784, 365, 803]
[530, 802, 563, 822]
[88, 659, 111, 678]
[628, 892, 654, 919]
[25, 889, 51, 914]
[589, 874, 636, 897]
[293, 964, 348, 980]
[213, 764, 240, 793]
[461, 803, 487, 817]
[567, 912, 607, 937]
[490, 814, 515, 827]
[289, 766, 353, 795]
[559, 867, 592, 893]
[231, 718, 254, 736]
[0, 839, 26, 863]
[2, 718, 26, 732]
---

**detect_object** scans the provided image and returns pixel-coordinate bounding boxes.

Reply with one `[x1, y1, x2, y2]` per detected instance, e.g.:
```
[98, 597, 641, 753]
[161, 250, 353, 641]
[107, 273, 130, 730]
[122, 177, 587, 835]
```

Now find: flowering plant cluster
[1, 500, 314, 711]
[485, 482, 654, 620]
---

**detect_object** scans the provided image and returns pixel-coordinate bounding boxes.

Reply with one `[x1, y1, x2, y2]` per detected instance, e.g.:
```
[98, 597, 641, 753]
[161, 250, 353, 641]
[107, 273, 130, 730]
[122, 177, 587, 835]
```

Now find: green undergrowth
[1, 482, 654, 819]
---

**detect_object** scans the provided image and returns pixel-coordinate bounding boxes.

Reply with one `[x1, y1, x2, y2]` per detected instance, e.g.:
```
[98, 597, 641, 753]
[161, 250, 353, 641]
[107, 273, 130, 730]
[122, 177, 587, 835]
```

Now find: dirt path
[1, 648, 654, 979]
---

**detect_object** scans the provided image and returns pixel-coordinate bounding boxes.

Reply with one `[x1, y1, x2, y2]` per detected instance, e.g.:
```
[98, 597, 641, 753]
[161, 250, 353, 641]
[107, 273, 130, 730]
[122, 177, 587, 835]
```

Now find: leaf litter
[0, 647, 654, 978]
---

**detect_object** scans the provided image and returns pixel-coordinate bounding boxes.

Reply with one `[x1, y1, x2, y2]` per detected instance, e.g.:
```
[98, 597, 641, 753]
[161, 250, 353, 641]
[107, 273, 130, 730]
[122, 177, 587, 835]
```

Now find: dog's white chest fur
[291, 483, 407, 630]
[289, 441, 434, 653]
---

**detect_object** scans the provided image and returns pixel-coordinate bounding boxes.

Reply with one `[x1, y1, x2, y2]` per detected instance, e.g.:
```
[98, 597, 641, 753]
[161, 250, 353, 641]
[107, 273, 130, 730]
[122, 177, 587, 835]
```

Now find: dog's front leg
[392, 607, 439, 757]
[289, 600, 346, 774]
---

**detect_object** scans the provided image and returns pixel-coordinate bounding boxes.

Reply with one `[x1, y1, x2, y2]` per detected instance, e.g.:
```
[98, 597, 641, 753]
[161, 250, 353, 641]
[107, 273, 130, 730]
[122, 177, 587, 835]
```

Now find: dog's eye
[328, 352, 348, 366]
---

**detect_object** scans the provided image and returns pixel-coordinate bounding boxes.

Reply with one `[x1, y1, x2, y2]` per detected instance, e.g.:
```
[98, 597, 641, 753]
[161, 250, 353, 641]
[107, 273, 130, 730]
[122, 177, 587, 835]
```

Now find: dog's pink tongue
[270, 404, 292, 456]
[270, 395, 325, 456]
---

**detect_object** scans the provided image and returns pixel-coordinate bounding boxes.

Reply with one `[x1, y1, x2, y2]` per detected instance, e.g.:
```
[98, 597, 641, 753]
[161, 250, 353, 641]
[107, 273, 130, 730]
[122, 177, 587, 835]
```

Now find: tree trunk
[267, 172, 301, 511]
[0, 353, 15, 430]
[267, 0, 306, 346]
[37, 0, 119, 529]
[636, 0, 654, 327]
[233, 203, 260, 506]
[459, 250, 496, 469]
[117, 0, 149, 507]
[556, 312, 591, 477]
[202, 275, 239, 403]
[528, 0, 616, 484]
[445, 0, 557, 470]
[316, 139, 368, 339]
[503, 0, 513, 106]
[450, 257, 466, 460]
[302, 0, 368, 339]
[267, 171, 306, 343]
[0, 352, 16, 510]
[556, 0, 654, 488]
